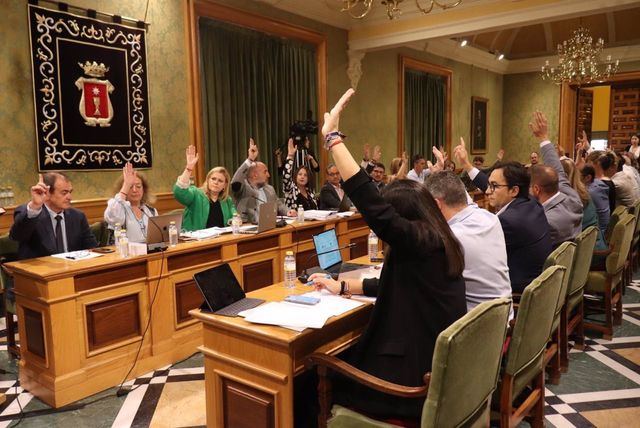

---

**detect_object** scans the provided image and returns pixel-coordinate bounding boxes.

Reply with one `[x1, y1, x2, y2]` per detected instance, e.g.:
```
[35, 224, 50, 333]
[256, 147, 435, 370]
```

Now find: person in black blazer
[310, 89, 467, 420]
[10, 173, 97, 260]
[318, 163, 352, 210]
[454, 140, 552, 293]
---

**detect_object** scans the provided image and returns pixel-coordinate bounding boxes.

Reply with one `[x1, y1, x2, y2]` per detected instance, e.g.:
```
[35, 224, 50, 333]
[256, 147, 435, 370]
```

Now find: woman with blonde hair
[387, 151, 408, 183]
[173, 145, 237, 231]
[104, 162, 158, 242]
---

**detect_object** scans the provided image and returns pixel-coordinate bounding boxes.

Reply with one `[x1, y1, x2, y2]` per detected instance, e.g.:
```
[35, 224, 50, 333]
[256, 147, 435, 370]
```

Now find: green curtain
[199, 18, 317, 191]
[404, 70, 445, 162]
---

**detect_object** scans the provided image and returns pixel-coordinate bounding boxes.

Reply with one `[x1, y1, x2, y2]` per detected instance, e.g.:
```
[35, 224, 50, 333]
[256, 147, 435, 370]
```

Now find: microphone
[297, 242, 356, 283]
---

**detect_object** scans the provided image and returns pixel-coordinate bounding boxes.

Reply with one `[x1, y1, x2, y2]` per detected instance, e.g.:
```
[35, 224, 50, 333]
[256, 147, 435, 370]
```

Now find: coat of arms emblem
[75, 61, 114, 127]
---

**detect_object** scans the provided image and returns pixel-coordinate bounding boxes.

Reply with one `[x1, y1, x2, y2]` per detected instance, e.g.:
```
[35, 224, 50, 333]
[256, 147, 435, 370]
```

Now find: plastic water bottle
[168, 221, 178, 247]
[297, 206, 304, 222]
[113, 223, 122, 246]
[284, 251, 296, 288]
[119, 229, 129, 258]
[231, 213, 242, 235]
[368, 230, 379, 262]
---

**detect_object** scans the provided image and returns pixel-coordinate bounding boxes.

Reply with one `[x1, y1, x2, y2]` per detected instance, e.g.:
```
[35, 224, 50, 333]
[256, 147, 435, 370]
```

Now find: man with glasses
[454, 139, 552, 293]
[370, 162, 386, 191]
[319, 163, 352, 210]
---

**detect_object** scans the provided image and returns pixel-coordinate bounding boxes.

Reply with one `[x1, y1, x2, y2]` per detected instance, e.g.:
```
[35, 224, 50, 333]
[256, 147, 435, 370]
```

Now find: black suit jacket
[472, 171, 552, 293]
[10, 204, 98, 260]
[339, 170, 467, 419]
[318, 181, 352, 210]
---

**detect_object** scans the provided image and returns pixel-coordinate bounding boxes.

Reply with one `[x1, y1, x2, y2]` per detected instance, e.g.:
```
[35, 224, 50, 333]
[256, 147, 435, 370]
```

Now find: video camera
[289, 111, 318, 146]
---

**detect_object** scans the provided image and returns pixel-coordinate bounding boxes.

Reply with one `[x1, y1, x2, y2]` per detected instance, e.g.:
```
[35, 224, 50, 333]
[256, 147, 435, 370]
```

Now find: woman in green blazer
[173, 145, 237, 231]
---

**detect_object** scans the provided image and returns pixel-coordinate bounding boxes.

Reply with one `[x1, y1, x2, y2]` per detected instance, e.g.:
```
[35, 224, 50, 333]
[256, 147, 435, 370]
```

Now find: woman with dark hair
[282, 138, 318, 211]
[104, 162, 158, 243]
[308, 89, 466, 420]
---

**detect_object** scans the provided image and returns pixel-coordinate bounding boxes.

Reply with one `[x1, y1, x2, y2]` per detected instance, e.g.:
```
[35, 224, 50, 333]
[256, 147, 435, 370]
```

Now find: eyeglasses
[487, 182, 510, 192]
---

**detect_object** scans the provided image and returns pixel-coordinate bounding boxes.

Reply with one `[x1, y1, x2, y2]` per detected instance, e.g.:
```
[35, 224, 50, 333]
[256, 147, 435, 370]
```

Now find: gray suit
[540, 143, 583, 246]
[231, 159, 288, 223]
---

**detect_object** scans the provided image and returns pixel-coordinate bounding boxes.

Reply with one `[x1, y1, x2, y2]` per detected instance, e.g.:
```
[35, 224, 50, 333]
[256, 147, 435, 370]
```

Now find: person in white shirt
[406, 154, 429, 183]
[425, 170, 512, 316]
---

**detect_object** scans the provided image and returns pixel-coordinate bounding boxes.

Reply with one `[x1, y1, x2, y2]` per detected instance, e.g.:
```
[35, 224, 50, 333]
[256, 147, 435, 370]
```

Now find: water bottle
[368, 230, 379, 262]
[231, 213, 242, 235]
[113, 223, 122, 246]
[284, 251, 296, 288]
[168, 221, 178, 247]
[119, 229, 129, 258]
[297, 206, 304, 222]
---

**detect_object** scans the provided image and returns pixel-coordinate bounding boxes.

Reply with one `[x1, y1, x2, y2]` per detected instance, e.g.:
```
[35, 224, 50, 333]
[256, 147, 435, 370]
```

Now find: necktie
[55, 215, 64, 253]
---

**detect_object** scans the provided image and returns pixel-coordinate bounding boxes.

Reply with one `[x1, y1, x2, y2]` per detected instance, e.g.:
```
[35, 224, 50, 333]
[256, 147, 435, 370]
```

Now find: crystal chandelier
[541, 27, 619, 86]
[341, 0, 463, 20]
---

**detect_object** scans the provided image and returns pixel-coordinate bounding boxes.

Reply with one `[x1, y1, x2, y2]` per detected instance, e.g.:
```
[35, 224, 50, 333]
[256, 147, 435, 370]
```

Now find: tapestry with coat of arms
[28, 4, 153, 170]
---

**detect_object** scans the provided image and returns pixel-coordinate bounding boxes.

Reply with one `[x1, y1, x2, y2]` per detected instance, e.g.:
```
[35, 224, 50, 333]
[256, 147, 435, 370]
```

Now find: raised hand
[248, 138, 259, 161]
[122, 162, 137, 189]
[401, 151, 408, 165]
[363, 144, 370, 161]
[185, 145, 199, 170]
[432, 146, 445, 172]
[322, 88, 355, 137]
[453, 137, 472, 170]
[372, 145, 382, 162]
[497, 148, 505, 161]
[287, 138, 296, 158]
[30, 173, 49, 209]
[529, 111, 549, 141]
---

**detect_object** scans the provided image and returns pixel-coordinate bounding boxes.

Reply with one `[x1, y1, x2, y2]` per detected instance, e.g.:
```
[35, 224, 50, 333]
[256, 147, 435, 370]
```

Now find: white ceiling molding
[406, 39, 509, 74]
[348, 0, 640, 51]
[254, 0, 353, 29]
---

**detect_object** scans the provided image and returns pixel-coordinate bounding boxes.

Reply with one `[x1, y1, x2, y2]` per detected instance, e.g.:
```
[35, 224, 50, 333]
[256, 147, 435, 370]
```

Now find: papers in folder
[302, 210, 336, 221]
[241, 291, 363, 330]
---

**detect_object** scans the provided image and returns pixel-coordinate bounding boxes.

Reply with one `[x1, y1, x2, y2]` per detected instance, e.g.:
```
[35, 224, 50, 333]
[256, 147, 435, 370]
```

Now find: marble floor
[1, 283, 640, 427]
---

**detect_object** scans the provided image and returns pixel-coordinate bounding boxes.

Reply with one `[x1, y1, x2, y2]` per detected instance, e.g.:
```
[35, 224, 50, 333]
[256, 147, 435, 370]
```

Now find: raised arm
[396, 151, 409, 179]
[454, 137, 489, 192]
[529, 111, 572, 193]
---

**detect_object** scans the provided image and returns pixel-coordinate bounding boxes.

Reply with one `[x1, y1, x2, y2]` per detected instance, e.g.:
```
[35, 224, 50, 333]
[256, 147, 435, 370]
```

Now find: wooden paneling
[350, 235, 368, 260]
[75, 262, 147, 292]
[175, 280, 204, 324]
[347, 217, 367, 230]
[86, 294, 140, 351]
[293, 225, 325, 243]
[243, 260, 274, 292]
[295, 248, 317, 275]
[168, 246, 221, 272]
[222, 378, 274, 428]
[24, 307, 45, 359]
[576, 89, 593, 140]
[238, 235, 279, 256]
[609, 86, 640, 151]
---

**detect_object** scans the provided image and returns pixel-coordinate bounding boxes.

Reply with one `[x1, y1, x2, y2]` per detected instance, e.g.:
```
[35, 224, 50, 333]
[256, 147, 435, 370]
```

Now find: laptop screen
[193, 263, 246, 312]
[313, 228, 342, 270]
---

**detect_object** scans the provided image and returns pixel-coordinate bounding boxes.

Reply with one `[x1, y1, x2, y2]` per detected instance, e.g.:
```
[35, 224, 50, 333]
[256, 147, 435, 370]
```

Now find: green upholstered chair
[584, 213, 636, 339]
[90, 221, 110, 247]
[306, 298, 512, 428]
[605, 205, 628, 244]
[0, 233, 19, 359]
[541, 241, 576, 384]
[494, 265, 565, 428]
[562, 227, 598, 370]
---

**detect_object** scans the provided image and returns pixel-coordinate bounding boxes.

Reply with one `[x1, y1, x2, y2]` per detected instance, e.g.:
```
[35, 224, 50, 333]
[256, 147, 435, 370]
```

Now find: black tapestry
[28, 4, 152, 171]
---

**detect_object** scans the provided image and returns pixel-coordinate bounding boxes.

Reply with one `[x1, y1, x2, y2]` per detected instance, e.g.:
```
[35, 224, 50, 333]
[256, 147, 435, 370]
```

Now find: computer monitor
[312, 228, 342, 270]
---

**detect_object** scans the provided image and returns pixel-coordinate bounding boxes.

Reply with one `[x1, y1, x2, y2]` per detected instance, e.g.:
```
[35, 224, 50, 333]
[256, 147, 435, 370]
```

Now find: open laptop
[147, 213, 183, 251]
[239, 201, 277, 234]
[307, 228, 367, 279]
[194, 263, 264, 317]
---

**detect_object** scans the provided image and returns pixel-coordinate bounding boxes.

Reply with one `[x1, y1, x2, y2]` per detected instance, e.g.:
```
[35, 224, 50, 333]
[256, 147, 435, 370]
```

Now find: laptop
[146, 213, 183, 251]
[194, 263, 265, 317]
[239, 201, 277, 234]
[308, 228, 367, 279]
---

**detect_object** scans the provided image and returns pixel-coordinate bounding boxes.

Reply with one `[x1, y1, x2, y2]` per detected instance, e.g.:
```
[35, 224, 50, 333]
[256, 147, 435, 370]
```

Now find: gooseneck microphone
[297, 242, 356, 283]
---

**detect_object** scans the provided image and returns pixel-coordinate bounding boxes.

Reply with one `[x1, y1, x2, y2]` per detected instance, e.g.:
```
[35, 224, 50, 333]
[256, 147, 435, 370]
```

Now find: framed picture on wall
[470, 97, 488, 154]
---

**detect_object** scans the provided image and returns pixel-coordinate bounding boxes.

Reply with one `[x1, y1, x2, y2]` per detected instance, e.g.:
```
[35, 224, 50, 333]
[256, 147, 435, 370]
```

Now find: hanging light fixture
[340, 0, 463, 20]
[541, 27, 619, 85]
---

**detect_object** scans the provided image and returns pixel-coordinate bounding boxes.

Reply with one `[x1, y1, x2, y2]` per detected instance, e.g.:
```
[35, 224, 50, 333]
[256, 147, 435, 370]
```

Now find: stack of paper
[303, 210, 336, 221]
[181, 226, 231, 240]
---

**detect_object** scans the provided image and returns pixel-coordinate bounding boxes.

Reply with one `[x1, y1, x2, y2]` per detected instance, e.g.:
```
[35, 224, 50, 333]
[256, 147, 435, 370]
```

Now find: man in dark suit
[318, 163, 352, 210]
[455, 141, 552, 293]
[10, 173, 97, 260]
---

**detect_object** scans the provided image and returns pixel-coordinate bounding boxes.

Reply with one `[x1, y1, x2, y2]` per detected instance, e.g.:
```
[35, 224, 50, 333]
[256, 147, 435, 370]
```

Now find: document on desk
[50, 250, 103, 261]
[242, 292, 364, 329]
[181, 226, 230, 240]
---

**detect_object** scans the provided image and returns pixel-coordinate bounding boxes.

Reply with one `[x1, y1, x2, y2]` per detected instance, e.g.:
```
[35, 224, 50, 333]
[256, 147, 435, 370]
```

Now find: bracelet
[339, 280, 352, 298]
[185, 167, 193, 172]
[119, 191, 128, 198]
[324, 131, 346, 150]
[327, 138, 344, 151]
[339, 281, 346, 295]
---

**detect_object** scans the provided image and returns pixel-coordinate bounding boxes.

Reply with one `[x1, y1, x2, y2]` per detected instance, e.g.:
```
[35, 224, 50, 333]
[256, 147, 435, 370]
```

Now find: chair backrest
[542, 241, 576, 321]
[629, 199, 640, 216]
[567, 226, 598, 300]
[0, 233, 19, 292]
[605, 213, 636, 275]
[632, 202, 640, 246]
[505, 266, 564, 398]
[605, 205, 628, 243]
[422, 298, 511, 428]
[90, 221, 110, 247]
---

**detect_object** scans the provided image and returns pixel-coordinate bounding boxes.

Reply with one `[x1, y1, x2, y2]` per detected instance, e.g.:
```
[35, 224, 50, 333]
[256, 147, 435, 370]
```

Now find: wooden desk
[191, 256, 376, 428]
[4, 215, 370, 408]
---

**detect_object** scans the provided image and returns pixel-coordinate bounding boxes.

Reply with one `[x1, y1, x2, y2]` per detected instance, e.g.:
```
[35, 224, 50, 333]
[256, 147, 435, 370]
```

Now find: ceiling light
[460, 39, 468, 47]
[496, 52, 504, 61]
[341, 0, 463, 20]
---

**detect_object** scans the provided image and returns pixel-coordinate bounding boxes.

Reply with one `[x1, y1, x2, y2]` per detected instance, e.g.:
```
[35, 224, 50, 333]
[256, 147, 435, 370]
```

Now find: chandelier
[541, 27, 619, 86]
[341, 0, 463, 20]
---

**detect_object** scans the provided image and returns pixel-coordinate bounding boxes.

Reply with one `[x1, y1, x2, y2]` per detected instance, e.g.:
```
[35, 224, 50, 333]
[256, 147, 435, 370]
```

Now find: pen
[66, 256, 76, 260]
